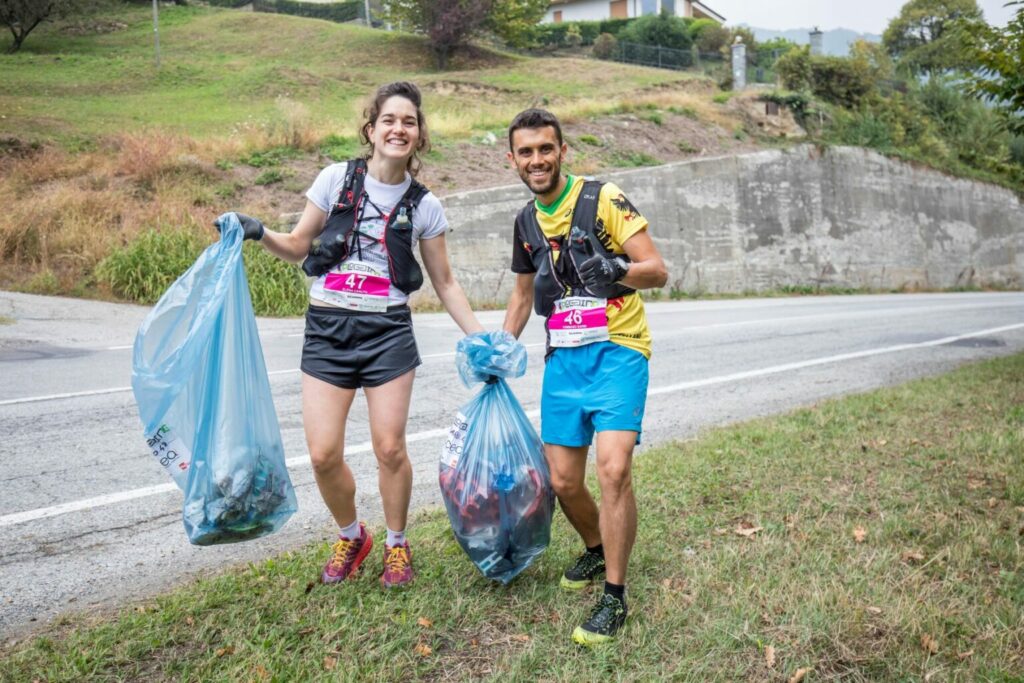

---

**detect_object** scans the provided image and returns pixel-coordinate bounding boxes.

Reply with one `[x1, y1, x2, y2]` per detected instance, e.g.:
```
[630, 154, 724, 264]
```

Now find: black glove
[214, 213, 265, 241]
[579, 254, 629, 290]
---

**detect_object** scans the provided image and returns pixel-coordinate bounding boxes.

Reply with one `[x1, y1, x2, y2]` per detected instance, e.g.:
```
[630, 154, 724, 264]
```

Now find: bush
[533, 18, 631, 47]
[777, 47, 876, 107]
[96, 228, 309, 316]
[618, 13, 692, 51]
[687, 18, 718, 40]
[96, 227, 208, 305]
[565, 24, 583, 48]
[592, 32, 618, 60]
[252, 0, 362, 23]
[695, 23, 729, 54]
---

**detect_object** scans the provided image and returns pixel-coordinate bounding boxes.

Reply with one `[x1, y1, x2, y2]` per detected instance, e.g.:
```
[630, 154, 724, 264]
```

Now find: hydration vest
[514, 179, 635, 318]
[302, 158, 430, 294]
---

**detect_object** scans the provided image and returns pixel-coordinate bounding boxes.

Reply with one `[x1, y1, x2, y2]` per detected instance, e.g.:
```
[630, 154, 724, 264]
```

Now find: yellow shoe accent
[560, 575, 589, 590]
[572, 626, 614, 647]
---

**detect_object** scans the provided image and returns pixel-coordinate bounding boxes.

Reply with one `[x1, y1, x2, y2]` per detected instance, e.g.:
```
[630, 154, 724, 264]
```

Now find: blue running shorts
[540, 341, 649, 447]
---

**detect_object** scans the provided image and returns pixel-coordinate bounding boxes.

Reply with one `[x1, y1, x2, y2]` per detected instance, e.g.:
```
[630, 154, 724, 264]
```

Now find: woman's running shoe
[380, 542, 414, 588]
[321, 523, 373, 584]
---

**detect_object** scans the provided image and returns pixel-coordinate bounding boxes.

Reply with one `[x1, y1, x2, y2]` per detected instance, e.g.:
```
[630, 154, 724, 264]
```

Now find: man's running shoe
[560, 549, 606, 590]
[380, 542, 414, 588]
[571, 592, 628, 647]
[321, 523, 373, 584]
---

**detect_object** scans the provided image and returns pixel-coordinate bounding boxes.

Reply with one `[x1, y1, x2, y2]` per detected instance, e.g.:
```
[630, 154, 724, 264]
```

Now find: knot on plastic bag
[456, 330, 527, 387]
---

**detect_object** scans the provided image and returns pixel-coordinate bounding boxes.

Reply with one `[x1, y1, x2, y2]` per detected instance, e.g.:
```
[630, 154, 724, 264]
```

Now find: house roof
[547, 1, 725, 23]
[691, 1, 726, 23]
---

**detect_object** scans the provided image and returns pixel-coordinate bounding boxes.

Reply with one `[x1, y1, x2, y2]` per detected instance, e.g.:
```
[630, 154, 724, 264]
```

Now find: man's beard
[518, 159, 561, 196]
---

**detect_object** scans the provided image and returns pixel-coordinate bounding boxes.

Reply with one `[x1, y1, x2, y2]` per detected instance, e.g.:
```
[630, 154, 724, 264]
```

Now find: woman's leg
[302, 372, 358, 527]
[363, 368, 416, 533]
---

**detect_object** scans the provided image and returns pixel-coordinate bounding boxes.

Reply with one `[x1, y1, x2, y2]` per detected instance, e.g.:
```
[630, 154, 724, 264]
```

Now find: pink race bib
[548, 297, 610, 347]
[322, 261, 390, 311]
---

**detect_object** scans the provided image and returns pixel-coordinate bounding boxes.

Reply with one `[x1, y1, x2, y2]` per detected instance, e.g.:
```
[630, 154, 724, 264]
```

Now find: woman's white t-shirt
[304, 162, 447, 308]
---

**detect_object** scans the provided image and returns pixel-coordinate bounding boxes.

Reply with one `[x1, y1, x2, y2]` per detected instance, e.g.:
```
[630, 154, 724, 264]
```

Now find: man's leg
[546, 443, 600, 547]
[593, 430, 638, 585]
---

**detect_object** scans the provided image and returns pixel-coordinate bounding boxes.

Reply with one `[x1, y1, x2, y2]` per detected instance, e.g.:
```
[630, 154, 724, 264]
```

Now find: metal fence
[617, 42, 693, 70]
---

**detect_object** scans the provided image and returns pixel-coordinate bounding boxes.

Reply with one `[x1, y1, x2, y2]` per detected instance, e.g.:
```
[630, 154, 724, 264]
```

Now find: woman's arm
[419, 233, 484, 335]
[258, 200, 328, 264]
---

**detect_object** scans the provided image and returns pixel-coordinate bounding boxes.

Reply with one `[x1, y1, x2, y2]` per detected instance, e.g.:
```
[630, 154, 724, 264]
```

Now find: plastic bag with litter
[131, 212, 297, 545]
[439, 331, 553, 584]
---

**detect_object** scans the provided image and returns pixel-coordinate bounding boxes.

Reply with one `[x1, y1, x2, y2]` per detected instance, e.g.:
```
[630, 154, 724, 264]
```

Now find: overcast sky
[712, 0, 1018, 34]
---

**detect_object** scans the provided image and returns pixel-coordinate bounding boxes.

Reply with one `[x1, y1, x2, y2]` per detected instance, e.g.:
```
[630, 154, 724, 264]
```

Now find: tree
[487, 0, 547, 49]
[385, 0, 494, 70]
[1, 0, 82, 53]
[882, 0, 982, 73]
[695, 23, 729, 55]
[960, 1, 1024, 135]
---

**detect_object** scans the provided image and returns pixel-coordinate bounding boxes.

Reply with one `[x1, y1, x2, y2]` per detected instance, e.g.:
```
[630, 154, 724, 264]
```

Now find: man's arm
[618, 229, 668, 290]
[502, 272, 535, 338]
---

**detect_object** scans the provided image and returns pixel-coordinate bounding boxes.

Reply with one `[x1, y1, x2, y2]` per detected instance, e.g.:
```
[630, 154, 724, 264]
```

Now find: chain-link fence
[617, 41, 694, 70]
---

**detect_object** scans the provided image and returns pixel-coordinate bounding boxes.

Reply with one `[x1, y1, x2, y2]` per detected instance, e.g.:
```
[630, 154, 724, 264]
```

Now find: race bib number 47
[323, 261, 389, 312]
[548, 297, 609, 348]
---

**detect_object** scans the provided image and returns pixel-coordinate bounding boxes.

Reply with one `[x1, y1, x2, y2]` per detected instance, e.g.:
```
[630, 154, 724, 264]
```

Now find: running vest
[302, 158, 430, 294]
[515, 180, 635, 318]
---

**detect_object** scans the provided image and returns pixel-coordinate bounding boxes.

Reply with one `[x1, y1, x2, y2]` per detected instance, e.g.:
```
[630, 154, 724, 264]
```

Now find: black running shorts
[301, 304, 421, 389]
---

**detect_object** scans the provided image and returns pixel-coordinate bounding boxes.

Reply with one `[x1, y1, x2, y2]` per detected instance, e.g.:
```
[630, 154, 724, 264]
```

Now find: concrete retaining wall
[424, 145, 1023, 305]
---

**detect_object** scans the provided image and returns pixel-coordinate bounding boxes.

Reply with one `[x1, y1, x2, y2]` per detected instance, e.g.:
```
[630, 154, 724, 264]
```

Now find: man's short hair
[508, 108, 564, 151]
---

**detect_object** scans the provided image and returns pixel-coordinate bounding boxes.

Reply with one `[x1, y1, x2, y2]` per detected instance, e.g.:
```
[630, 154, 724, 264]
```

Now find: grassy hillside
[0, 4, 695, 143]
[0, 3, 763, 308]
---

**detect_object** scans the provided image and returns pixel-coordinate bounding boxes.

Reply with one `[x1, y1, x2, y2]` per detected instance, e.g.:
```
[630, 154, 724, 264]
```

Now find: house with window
[544, 0, 725, 24]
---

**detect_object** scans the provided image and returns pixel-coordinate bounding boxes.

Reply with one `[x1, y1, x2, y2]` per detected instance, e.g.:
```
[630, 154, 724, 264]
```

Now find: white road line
[2, 321, 1021, 529]
[2, 302, 1019, 407]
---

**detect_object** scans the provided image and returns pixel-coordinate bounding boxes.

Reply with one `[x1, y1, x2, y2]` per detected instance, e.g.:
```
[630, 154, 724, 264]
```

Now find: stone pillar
[731, 38, 746, 90]
[809, 27, 824, 56]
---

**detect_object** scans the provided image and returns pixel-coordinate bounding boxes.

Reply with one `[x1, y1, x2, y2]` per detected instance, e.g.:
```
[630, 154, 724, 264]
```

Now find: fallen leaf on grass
[511, 634, 531, 642]
[469, 638, 479, 647]
[414, 642, 433, 656]
[902, 550, 926, 563]
[921, 634, 939, 654]
[734, 521, 763, 538]
[323, 656, 337, 671]
[788, 667, 812, 683]
[765, 645, 776, 668]
[185, 616, 194, 626]
[866, 606, 883, 615]
[853, 526, 867, 543]
[967, 477, 985, 490]
[417, 617, 433, 628]
[988, 498, 998, 509]
[215, 646, 234, 657]
[253, 665, 270, 680]
[957, 650, 974, 660]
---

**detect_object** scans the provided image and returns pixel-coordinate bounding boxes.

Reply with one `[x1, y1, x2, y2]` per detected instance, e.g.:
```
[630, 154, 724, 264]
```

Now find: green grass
[0, 5, 696, 146]
[2, 354, 1022, 680]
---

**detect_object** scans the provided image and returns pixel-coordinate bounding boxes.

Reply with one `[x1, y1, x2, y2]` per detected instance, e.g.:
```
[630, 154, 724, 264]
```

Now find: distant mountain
[742, 26, 882, 56]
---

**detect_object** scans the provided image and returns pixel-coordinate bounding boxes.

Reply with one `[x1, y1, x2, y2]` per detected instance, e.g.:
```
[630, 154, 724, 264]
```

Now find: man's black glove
[579, 254, 629, 290]
[214, 213, 265, 241]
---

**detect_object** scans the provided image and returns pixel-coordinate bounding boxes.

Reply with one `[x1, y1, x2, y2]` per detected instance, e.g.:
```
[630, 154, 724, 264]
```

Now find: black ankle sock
[604, 581, 625, 600]
[586, 543, 604, 558]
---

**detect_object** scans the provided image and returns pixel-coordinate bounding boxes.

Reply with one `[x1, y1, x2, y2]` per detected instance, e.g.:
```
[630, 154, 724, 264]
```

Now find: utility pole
[152, 0, 161, 68]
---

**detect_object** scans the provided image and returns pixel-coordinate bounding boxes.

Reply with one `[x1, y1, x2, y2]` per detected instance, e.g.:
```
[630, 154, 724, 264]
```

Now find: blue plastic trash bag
[439, 331, 553, 584]
[131, 213, 297, 545]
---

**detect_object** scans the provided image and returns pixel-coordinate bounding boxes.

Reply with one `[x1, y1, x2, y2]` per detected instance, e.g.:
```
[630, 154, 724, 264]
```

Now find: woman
[224, 82, 483, 588]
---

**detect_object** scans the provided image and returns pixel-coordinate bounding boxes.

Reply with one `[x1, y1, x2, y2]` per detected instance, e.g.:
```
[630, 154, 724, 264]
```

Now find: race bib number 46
[323, 261, 389, 312]
[548, 297, 609, 348]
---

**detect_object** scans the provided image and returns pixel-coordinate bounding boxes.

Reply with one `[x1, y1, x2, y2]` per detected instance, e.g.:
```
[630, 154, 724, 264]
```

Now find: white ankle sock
[386, 528, 406, 546]
[339, 519, 361, 540]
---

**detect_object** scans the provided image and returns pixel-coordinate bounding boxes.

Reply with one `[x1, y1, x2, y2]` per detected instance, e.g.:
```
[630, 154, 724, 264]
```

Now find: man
[501, 108, 668, 646]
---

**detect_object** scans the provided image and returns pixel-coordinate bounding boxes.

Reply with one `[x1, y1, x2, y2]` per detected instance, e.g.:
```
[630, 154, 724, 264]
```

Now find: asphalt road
[1, 290, 1023, 642]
